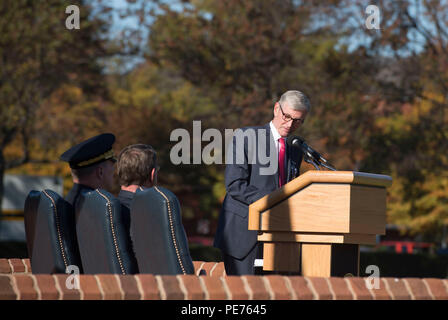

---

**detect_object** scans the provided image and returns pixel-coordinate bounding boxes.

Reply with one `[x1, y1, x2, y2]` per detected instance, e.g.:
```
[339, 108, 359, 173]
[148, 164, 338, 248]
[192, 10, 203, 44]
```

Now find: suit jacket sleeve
[224, 131, 271, 206]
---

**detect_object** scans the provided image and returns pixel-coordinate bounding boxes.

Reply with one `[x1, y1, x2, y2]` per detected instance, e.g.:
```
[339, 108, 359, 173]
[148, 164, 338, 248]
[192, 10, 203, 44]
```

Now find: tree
[104, 61, 224, 220]
[114, 0, 394, 224]
[146, 0, 350, 126]
[0, 0, 113, 210]
[351, 0, 448, 239]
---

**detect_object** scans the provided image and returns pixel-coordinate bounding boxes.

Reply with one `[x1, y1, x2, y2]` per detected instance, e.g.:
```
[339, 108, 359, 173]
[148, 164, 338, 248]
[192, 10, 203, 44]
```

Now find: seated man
[116, 143, 158, 209]
[117, 144, 194, 274]
[60, 133, 117, 207]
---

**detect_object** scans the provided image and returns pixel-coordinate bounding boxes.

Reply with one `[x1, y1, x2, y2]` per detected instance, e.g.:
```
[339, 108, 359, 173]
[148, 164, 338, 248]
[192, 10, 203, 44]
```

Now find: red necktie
[278, 137, 286, 187]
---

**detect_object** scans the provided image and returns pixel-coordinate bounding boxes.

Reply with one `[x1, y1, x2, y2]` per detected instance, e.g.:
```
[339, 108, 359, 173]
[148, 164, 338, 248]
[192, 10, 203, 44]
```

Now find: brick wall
[1, 259, 447, 300]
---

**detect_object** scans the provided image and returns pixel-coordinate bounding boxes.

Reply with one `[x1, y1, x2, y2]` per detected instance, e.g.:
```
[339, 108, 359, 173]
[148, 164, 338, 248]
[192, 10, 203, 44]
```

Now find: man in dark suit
[214, 90, 311, 275]
[60, 133, 117, 208]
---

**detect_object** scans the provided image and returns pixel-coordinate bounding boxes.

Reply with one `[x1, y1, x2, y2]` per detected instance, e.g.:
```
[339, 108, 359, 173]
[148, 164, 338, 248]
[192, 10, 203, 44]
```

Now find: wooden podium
[248, 171, 392, 277]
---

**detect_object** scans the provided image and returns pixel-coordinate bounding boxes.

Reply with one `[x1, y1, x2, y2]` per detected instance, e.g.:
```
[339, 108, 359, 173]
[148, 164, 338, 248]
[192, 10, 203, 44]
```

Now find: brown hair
[117, 144, 157, 186]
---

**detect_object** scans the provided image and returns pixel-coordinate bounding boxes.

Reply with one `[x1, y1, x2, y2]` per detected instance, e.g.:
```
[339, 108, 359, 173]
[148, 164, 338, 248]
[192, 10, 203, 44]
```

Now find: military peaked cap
[60, 133, 116, 169]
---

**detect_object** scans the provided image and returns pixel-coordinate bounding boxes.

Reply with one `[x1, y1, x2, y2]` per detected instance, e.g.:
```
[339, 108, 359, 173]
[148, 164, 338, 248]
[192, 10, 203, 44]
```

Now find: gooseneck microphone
[286, 135, 336, 171]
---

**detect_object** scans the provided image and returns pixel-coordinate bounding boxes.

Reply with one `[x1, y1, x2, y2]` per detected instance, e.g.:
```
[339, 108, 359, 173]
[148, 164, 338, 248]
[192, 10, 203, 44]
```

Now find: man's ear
[151, 167, 157, 184]
[274, 102, 279, 115]
[96, 165, 103, 179]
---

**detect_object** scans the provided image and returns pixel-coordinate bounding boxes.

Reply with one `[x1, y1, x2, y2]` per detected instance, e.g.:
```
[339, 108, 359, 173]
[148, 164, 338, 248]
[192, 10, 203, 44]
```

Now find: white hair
[279, 90, 311, 112]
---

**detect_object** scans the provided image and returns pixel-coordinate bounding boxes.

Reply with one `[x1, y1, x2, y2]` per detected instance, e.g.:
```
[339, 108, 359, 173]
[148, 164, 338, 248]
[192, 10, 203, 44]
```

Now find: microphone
[286, 135, 304, 148]
[286, 135, 336, 171]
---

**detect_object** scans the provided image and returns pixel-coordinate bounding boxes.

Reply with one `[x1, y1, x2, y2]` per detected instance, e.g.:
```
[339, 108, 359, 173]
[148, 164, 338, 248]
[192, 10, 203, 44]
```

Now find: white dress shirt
[269, 121, 282, 154]
[269, 121, 287, 178]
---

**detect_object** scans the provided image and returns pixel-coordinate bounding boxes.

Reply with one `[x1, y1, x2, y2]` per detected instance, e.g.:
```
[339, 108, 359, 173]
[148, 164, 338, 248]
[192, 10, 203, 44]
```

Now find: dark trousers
[223, 243, 263, 276]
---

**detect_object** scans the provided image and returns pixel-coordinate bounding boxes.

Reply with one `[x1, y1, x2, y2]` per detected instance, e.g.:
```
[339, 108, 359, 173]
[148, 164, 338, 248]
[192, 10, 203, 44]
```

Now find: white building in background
[0, 174, 63, 241]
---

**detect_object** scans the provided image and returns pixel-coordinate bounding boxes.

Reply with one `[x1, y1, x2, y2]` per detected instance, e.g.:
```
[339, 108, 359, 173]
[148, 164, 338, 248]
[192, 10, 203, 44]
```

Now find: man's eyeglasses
[278, 102, 305, 124]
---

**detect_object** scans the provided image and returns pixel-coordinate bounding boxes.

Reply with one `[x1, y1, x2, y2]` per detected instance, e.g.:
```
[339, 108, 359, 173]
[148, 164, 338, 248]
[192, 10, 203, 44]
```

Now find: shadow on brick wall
[0, 241, 224, 262]
[0, 242, 28, 258]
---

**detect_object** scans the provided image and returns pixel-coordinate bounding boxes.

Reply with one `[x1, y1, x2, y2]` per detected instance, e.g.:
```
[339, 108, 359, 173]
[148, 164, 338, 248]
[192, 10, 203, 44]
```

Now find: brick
[200, 276, 228, 300]
[23, 259, 31, 273]
[179, 275, 205, 300]
[423, 278, 448, 300]
[160, 276, 184, 300]
[345, 278, 373, 300]
[223, 276, 249, 300]
[54, 274, 81, 300]
[119, 275, 141, 300]
[243, 276, 270, 300]
[201, 262, 217, 276]
[135, 274, 160, 300]
[0, 275, 17, 300]
[287, 277, 314, 300]
[0, 259, 11, 273]
[34, 275, 59, 300]
[9, 259, 26, 273]
[208, 262, 220, 276]
[212, 263, 226, 277]
[264, 276, 292, 300]
[207, 262, 219, 276]
[383, 278, 412, 300]
[193, 261, 205, 275]
[14, 274, 38, 300]
[305, 277, 333, 300]
[362, 278, 390, 300]
[79, 275, 102, 300]
[403, 278, 432, 300]
[327, 277, 353, 300]
[96, 275, 122, 300]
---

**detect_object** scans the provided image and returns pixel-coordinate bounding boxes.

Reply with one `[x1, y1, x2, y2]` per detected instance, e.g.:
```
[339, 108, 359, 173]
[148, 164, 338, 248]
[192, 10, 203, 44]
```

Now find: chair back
[130, 186, 194, 274]
[75, 189, 138, 274]
[24, 190, 82, 274]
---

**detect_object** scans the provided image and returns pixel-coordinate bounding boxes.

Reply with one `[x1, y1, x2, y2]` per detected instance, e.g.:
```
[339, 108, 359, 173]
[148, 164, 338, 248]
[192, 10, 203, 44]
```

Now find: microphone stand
[287, 136, 337, 171]
[304, 153, 337, 171]
[320, 161, 337, 171]
[304, 154, 321, 170]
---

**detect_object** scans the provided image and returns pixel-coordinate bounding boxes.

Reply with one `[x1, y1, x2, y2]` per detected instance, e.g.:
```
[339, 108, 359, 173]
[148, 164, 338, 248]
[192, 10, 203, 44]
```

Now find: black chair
[130, 186, 194, 274]
[75, 189, 138, 274]
[24, 189, 82, 274]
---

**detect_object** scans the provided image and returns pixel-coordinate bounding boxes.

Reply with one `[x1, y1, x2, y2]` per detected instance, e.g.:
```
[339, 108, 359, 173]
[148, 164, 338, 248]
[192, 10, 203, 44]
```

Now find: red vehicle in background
[376, 241, 435, 254]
